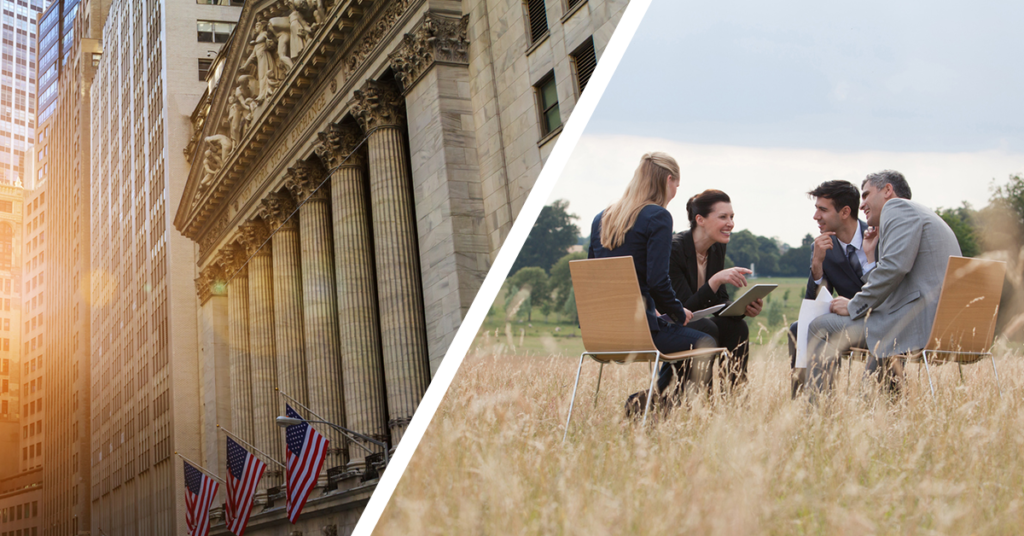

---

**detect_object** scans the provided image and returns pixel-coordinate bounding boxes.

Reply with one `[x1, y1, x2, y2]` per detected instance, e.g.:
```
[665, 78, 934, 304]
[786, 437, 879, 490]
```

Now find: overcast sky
[551, 0, 1024, 245]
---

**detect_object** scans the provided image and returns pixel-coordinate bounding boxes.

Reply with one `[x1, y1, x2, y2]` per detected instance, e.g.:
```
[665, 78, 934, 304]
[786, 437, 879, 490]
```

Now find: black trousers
[657, 315, 750, 394]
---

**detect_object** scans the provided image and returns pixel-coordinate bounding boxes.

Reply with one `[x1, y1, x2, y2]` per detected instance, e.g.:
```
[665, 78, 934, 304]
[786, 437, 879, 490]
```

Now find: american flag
[183, 460, 219, 536]
[225, 436, 267, 536]
[284, 404, 329, 523]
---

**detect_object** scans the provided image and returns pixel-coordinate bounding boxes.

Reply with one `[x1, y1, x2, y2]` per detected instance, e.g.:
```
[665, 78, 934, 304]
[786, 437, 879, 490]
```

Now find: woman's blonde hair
[600, 152, 680, 249]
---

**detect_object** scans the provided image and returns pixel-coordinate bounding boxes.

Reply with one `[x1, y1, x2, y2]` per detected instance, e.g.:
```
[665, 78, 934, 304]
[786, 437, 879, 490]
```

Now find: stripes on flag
[184, 461, 220, 536]
[225, 436, 267, 536]
[284, 404, 330, 524]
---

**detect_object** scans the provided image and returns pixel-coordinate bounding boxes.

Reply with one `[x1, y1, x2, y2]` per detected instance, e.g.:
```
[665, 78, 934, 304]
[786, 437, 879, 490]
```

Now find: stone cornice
[389, 13, 470, 93]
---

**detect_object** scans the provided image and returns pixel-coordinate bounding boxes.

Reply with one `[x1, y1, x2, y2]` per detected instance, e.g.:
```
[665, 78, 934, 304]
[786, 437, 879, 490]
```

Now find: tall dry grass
[376, 340, 1024, 535]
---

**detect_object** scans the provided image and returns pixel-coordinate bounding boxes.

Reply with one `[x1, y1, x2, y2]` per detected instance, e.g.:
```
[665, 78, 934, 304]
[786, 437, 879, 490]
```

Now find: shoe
[625, 390, 648, 419]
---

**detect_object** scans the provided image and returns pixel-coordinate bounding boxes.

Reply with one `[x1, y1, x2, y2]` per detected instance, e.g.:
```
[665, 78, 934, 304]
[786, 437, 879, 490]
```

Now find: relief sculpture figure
[240, 20, 281, 101]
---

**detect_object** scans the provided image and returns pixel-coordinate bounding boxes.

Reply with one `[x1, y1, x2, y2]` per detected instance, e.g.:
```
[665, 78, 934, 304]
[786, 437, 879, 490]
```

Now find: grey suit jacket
[849, 198, 961, 357]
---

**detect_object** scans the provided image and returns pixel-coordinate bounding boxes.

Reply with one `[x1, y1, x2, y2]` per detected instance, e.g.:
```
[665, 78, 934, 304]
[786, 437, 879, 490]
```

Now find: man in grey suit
[807, 170, 961, 397]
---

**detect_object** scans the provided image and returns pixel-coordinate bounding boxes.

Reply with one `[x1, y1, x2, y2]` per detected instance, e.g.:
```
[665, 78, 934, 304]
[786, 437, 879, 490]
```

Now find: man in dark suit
[789, 181, 876, 391]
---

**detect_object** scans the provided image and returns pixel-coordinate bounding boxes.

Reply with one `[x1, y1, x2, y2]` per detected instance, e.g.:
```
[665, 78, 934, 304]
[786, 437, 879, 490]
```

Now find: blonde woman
[588, 152, 715, 414]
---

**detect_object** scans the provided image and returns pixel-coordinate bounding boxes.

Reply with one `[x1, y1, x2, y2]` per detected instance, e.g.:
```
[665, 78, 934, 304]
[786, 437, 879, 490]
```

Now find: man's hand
[709, 267, 752, 292]
[810, 232, 835, 281]
[682, 308, 693, 325]
[745, 298, 763, 317]
[830, 296, 850, 316]
[863, 226, 878, 264]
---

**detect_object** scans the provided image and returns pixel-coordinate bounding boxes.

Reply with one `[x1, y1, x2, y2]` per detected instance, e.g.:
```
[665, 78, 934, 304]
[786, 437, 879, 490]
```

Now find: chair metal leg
[846, 353, 852, 393]
[922, 350, 936, 403]
[990, 353, 1003, 399]
[563, 352, 587, 442]
[593, 363, 605, 407]
[643, 352, 661, 426]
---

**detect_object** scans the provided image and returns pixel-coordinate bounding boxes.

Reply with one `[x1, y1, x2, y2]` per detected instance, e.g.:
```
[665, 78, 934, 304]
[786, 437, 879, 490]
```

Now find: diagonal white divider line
[351, 0, 654, 532]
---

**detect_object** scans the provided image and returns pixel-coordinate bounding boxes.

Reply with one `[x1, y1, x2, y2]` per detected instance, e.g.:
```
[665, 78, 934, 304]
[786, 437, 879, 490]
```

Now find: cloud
[553, 134, 1024, 245]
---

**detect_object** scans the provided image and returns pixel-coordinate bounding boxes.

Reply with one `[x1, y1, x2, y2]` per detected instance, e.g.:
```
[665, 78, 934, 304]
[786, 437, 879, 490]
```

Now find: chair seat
[585, 347, 725, 364]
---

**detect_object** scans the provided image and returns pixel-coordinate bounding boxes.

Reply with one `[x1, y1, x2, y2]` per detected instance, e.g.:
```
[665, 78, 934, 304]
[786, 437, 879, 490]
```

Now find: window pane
[545, 105, 561, 133]
[541, 78, 558, 109]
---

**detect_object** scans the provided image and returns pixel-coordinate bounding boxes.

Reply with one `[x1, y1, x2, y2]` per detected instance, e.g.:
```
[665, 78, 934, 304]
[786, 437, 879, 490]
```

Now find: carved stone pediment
[389, 13, 470, 93]
[175, 0, 421, 249]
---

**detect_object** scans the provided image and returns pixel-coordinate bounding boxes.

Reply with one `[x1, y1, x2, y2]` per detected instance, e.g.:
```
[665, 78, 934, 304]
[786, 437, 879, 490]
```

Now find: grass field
[376, 316, 1024, 534]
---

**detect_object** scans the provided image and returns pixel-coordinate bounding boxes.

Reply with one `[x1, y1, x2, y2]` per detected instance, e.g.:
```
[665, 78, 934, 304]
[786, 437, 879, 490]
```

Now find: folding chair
[563, 257, 725, 441]
[847, 256, 1006, 401]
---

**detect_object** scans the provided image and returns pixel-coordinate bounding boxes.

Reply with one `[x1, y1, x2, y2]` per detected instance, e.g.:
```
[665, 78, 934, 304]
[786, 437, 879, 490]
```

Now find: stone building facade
[174, 0, 626, 533]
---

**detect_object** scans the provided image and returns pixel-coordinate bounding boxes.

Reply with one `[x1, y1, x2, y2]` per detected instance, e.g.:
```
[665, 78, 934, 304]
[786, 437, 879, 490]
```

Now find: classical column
[285, 161, 347, 470]
[196, 262, 231, 480]
[352, 79, 431, 444]
[238, 220, 283, 494]
[216, 244, 253, 445]
[315, 122, 388, 466]
[258, 191, 308, 413]
[390, 13, 488, 373]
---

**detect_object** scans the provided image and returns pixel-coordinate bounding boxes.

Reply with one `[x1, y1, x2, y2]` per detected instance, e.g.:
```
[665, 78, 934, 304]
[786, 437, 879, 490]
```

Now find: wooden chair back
[926, 256, 1006, 357]
[570, 257, 658, 360]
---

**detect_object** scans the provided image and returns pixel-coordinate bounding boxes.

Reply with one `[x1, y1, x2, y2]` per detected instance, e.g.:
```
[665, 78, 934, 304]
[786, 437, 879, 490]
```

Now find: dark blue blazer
[588, 205, 687, 332]
[805, 220, 869, 300]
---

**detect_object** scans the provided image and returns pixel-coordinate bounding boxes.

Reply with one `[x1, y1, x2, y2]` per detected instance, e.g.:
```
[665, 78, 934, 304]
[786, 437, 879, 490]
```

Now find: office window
[197, 21, 235, 43]
[524, 0, 548, 44]
[535, 73, 561, 136]
[570, 37, 597, 96]
[566, 0, 585, 9]
[198, 58, 213, 81]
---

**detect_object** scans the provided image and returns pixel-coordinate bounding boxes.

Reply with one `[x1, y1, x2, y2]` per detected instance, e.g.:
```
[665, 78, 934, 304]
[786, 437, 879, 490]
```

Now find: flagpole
[175, 452, 226, 485]
[276, 388, 349, 444]
[217, 425, 286, 468]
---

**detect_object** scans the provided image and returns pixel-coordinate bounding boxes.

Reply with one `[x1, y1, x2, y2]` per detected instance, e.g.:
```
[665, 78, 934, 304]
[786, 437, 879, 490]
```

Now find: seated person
[587, 152, 716, 413]
[667, 189, 762, 392]
[787, 181, 876, 392]
[807, 170, 961, 399]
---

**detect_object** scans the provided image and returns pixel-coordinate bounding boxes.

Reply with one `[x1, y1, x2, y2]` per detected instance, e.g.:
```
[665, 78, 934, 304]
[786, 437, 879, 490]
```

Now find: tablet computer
[717, 284, 778, 317]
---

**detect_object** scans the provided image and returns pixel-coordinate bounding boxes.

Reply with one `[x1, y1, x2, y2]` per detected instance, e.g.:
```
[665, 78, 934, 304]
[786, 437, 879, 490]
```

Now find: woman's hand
[683, 308, 693, 325]
[745, 298, 763, 317]
[709, 267, 752, 292]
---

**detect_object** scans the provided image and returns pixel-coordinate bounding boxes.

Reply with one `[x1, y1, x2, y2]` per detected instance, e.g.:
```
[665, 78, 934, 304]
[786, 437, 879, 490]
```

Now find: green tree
[991, 174, 1024, 229]
[937, 204, 979, 257]
[725, 229, 760, 270]
[511, 199, 580, 274]
[548, 251, 587, 318]
[508, 267, 549, 322]
[755, 235, 781, 275]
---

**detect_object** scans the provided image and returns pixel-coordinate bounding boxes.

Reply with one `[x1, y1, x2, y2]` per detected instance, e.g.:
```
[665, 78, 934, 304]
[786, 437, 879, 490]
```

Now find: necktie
[847, 243, 863, 278]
